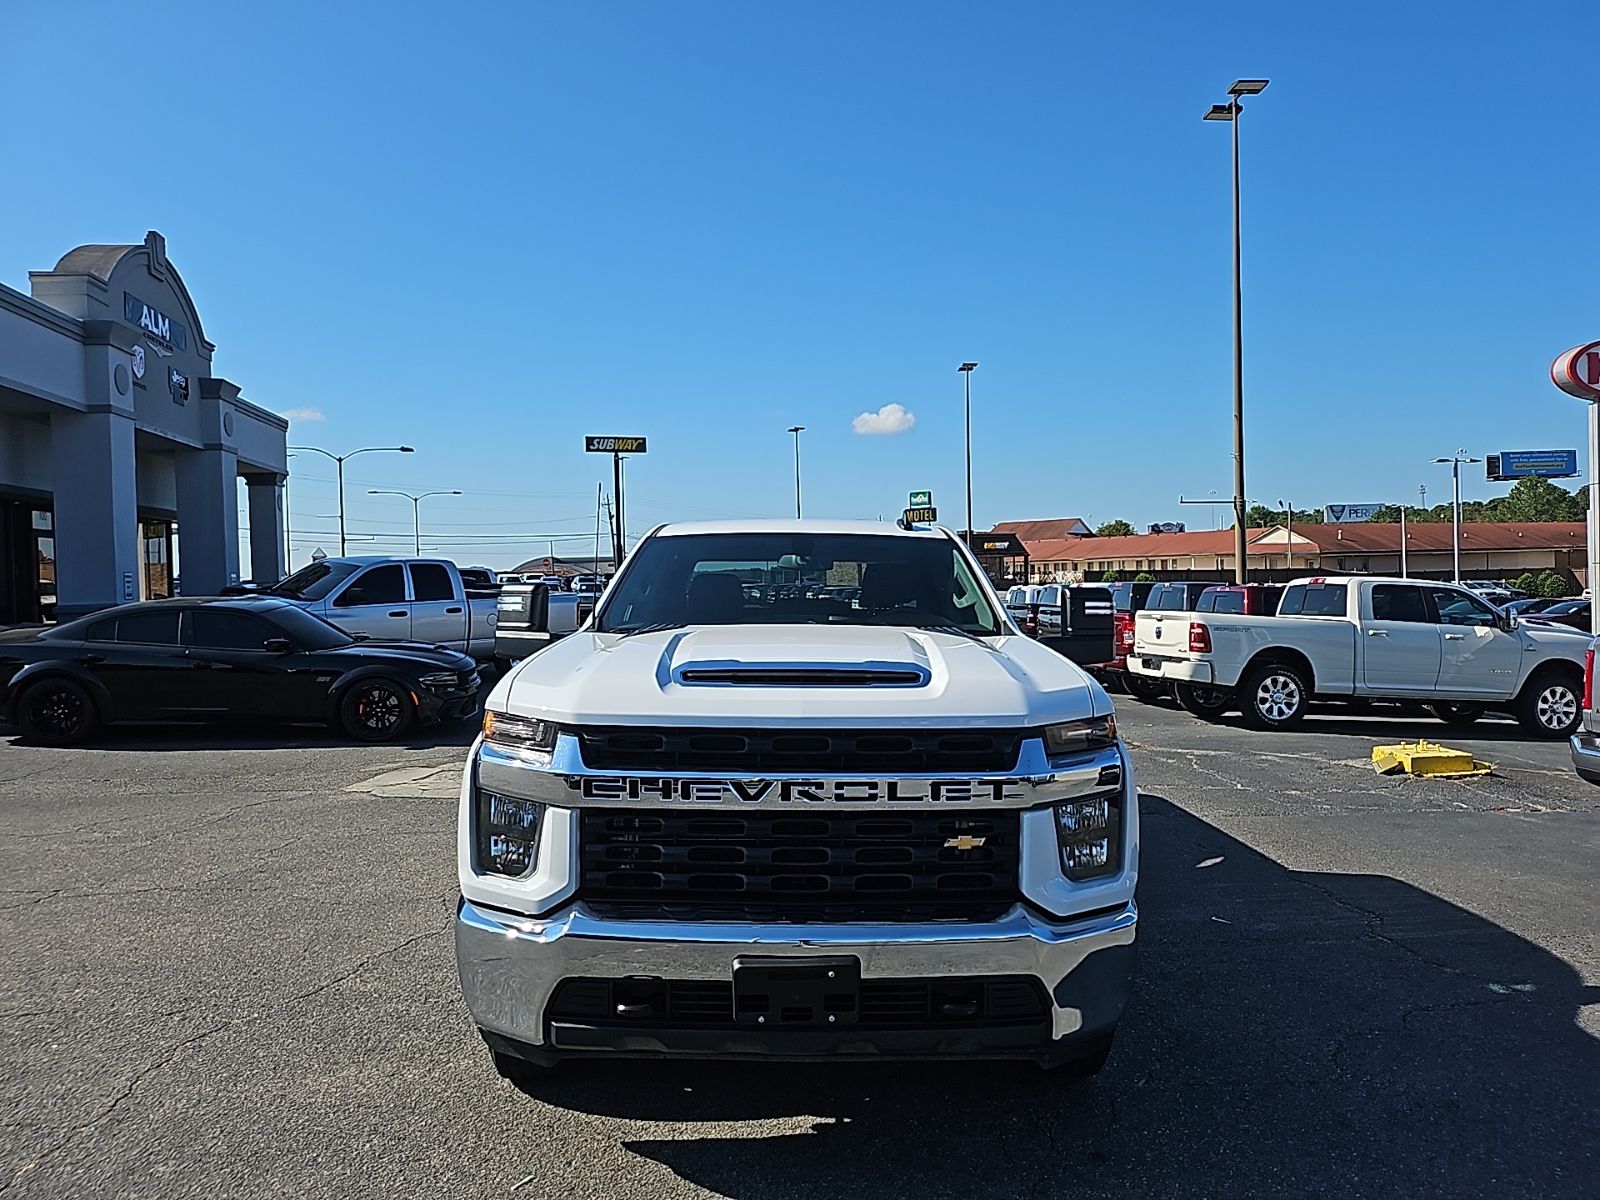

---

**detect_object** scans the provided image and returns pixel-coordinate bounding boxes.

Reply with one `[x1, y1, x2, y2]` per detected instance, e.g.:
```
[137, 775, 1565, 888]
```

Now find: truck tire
[1175, 683, 1232, 721]
[1123, 675, 1170, 704]
[1240, 662, 1310, 731]
[1514, 670, 1582, 740]
[17, 677, 99, 746]
[338, 678, 416, 742]
[1431, 702, 1484, 727]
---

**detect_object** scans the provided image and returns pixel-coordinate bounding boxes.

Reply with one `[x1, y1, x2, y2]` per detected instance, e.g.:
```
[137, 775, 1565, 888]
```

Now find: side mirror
[1498, 613, 1516, 633]
[262, 638, 295, 654]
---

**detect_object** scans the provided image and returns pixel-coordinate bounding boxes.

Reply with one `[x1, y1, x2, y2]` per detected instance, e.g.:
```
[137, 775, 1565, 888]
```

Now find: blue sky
[3, 1, 1596, 568]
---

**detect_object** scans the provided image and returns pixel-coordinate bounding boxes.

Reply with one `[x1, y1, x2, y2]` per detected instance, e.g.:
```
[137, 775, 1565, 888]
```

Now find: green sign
[908, 490, 931, 507]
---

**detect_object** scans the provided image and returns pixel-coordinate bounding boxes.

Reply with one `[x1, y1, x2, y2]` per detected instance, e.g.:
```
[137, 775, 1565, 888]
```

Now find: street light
[1278, 498, 1292, 572]
[1204, 77, 1269, 583]
[287, 444, 415, 555]
[958, 362, 978, 544]
[1430, 450, 1481, 583]
[367, 488, 461, 556]
[787, 426, 805, 518]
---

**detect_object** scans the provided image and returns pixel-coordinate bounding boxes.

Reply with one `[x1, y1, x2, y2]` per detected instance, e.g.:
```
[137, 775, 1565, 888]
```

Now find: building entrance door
[0, 500, 52, 625]
[141, 519, 173, 600]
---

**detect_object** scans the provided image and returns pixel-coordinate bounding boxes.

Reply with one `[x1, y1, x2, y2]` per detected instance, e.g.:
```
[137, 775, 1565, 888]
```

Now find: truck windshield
[271, 561, 361, 601]
[596, 532, 1003, 635]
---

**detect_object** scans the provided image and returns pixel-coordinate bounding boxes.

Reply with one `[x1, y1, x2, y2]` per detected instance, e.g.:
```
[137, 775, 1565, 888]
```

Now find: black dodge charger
[0, 596, 481, 746]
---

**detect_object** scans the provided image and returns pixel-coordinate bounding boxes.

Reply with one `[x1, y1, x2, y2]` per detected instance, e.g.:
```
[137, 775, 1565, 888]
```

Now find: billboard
[1486, 450, 1578, 481]
[1147, 521, 1186, 534]
[1323, 503, 1384, 524]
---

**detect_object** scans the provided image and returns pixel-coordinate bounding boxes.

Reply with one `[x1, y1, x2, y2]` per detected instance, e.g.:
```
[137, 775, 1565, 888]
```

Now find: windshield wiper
[608, 621, 688, 638]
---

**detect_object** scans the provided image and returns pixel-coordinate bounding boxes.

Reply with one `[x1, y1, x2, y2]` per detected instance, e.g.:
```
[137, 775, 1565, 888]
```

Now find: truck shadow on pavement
[509, 795, 1600, 1199]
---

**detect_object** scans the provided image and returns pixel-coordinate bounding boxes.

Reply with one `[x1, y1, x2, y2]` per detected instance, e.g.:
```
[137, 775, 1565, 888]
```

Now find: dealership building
[0, 231, 287, 623]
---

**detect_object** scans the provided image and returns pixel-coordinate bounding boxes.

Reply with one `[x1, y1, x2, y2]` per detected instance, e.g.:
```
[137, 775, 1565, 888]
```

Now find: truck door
[1425, 586, 1523, 698]
[1361, 584, 1442, 693]
[328, 564, 411, 641]
[408, 562, 465, 647]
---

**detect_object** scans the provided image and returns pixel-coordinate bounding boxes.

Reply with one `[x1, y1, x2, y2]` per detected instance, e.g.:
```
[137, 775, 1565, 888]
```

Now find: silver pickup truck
[268, 557, 498, 661]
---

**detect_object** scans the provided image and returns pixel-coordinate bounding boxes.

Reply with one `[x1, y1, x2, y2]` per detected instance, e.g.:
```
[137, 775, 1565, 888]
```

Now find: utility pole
[611, 452, 624, 569]
[1399, 503, 1408, 578]
[958, 362, 978, 546]
[594, 482, 602, 576]
[787, 426, 805, 518]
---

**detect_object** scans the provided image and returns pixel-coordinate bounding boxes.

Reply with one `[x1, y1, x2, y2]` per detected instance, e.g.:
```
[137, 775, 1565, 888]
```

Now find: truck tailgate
[1132, 609, 1357, 692]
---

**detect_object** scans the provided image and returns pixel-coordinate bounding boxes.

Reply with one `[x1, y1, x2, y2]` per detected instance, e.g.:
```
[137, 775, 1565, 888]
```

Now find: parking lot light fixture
[958, 362, 978, 546]
[367, 488, 462, 555]
[1204, 77, 1269, 584]
[289, 444, 416, 555]
[787, 426, 805, 518]
[1431, 451, 1482, 583]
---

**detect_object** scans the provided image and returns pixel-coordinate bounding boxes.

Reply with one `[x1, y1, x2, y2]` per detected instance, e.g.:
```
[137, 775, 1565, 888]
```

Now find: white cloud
[851, 403, 916, 436]
[278, 407, 325, 423]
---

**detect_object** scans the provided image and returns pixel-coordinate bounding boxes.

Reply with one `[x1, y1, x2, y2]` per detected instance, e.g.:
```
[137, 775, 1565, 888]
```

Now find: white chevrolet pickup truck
[1130, 575, 1588, 736]
[455, 520, 1138, 1078]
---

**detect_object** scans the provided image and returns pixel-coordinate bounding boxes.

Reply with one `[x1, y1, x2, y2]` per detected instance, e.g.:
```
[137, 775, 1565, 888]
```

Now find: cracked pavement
[1, 701, 1596, 1199]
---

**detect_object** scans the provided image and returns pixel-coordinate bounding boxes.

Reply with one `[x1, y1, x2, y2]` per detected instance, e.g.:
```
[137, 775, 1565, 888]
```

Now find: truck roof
[653, 519, 949, 538]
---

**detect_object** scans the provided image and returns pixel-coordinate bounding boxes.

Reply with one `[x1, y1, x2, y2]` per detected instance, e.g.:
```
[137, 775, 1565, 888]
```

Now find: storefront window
[142, 520, 172, 600]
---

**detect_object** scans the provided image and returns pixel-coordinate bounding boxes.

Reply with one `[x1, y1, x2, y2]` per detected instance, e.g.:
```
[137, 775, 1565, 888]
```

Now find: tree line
[1093, 478, 1589, 537]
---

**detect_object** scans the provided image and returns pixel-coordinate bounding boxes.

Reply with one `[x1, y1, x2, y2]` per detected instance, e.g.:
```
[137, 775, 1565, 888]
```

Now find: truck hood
[493, 623, 1105, 727]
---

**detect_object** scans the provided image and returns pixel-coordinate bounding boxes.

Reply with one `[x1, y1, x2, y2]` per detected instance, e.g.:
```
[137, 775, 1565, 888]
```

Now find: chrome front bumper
[455, 897, 1137, 1060]
[1570, 730, 1600, 777]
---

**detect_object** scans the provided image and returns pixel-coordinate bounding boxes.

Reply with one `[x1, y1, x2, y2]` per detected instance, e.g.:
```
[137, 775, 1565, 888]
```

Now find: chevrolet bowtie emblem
[944, 835, 986, 851]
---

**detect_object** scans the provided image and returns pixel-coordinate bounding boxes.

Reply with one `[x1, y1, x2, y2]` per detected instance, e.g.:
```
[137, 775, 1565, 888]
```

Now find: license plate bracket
[1141, 657, 1160, 671]
[732, 956, 860, 1026]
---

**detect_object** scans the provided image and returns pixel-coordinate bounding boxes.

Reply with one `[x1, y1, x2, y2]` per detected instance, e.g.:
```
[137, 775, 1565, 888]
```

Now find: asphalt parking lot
[1, 700, 1597, 1199]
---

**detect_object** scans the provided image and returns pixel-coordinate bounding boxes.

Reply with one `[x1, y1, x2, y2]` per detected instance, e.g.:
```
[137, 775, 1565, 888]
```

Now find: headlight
[476, 790, 545, 877]
[482, 710, 557, 750]
[1055, 792, 1121, 881]
[1043, 715, 1118, 756]
[419, 671, 460, 688]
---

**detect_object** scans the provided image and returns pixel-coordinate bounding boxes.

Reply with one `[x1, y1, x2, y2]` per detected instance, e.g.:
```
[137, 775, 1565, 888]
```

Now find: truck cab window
[336, 564, 406, 607]
[1428, 588, 1498, 627]
[1371, 585, 1429, 623]
[410, 563, 455, 603]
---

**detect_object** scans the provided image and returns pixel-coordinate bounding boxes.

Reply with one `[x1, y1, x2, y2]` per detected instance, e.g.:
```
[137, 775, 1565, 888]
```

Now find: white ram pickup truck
[268, 556, 498, 662]
[455, 520, 1138, 1078]
[1130, 575, 1589, 737]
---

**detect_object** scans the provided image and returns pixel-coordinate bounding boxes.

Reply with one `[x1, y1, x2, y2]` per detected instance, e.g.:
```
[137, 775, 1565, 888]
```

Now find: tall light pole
[288, 444, 415, 555]
[1278, 498, 1292, 572]
[787, 426, 805, 518]
[958, 362, 978, 544]
[1399, 501, 1408, 578]
[366, 488, 461, 555]
[1430, 450, 1481, 583]
[1205, 78, 1269, 584]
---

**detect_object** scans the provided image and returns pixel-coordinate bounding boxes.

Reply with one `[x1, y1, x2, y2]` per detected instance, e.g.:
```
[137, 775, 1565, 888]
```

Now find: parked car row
[1001, 584, 1114, 667]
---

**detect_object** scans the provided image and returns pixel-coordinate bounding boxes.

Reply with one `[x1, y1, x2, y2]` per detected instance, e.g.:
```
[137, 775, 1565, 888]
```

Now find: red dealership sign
[1552, 341, 1600, 401]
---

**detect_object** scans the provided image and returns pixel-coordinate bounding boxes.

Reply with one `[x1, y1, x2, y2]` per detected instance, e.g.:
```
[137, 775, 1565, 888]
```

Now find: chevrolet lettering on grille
[573, 777, 1028, 805]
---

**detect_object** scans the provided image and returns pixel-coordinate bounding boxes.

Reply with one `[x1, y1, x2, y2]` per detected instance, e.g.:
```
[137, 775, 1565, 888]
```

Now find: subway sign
[584, 436, 648, 453]
[1486, 450, 1578, 481]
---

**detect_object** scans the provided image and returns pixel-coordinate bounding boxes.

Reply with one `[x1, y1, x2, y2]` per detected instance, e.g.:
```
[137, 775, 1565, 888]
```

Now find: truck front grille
[548, 976, 1048, 1028]
[573, 726, 1025, 773]
[578, 809, 1020, 921]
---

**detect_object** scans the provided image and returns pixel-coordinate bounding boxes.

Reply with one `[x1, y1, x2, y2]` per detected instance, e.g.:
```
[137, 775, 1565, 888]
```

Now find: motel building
[0, 232, 287, 623]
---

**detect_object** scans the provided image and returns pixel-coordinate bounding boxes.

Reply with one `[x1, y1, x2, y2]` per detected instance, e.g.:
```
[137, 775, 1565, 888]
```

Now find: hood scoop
[677, 665, 928, 687]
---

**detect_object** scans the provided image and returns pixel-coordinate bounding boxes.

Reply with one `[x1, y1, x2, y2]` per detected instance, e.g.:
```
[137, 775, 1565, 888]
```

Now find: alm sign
[122, 292, 188, 352]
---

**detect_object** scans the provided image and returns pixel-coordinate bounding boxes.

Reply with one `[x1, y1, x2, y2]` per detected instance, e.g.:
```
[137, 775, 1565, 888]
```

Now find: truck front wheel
[1240, 663, 1309, 731]
[1515, 672, 1582, 740]
[1176, 684, 1232, 721]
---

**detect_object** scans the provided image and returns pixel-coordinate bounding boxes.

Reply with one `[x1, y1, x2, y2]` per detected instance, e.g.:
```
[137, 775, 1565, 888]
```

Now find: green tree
[1534, 569, 1571, 598]
[1489, 477, 1587, 523]
[1511, 572, 1538, 594]
[1095, 519, 1135, 537]
[1134, 572, 1156, 583]
[1100, 569, 1121, 584]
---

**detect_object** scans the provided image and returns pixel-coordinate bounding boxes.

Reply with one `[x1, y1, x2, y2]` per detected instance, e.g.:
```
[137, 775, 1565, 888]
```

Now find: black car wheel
[1431, 702, 1485, 727]
[18, 678, 98, 746]
[339, 678, 415, 742]
[1176, 683, 1232, 721]
[1123, 675, 1170, 703]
